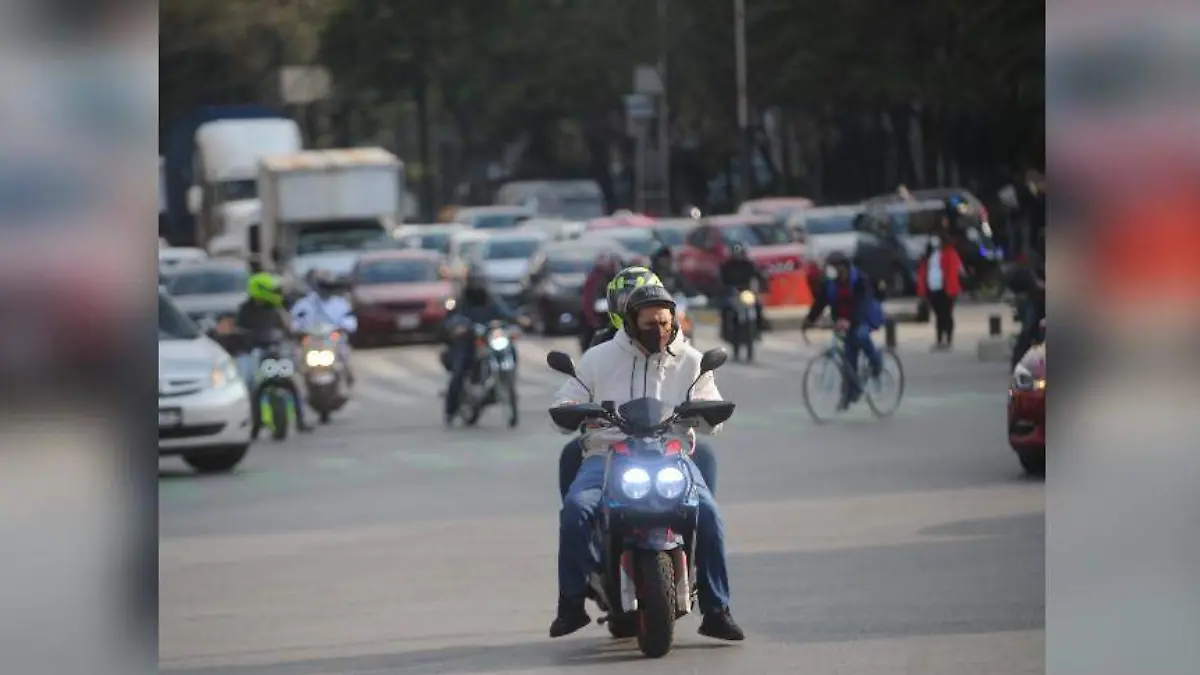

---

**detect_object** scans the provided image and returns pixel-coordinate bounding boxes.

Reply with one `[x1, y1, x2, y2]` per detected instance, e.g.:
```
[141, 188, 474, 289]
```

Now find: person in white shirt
[291, 270, 358, 384]
[547, 284, 744, 642]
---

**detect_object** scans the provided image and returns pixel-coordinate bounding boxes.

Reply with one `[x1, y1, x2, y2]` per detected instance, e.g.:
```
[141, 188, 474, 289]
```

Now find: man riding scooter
[234, 272, 312, 434]
[291, 269, 357, 386]
[558, 266, 720, 500]
[718, 242, 769, 337]
[802, 252, 886, 410]
[441, 265, 524, 427]
[549, 283, 745, 642]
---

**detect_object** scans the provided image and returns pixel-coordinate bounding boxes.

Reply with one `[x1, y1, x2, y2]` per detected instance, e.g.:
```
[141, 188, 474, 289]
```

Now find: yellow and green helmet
[605, 266, 662, 329]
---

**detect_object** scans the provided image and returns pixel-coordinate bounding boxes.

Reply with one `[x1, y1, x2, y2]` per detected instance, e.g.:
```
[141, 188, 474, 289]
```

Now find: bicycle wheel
[802, 352, 847, 423]
[865, 350, 905, 417]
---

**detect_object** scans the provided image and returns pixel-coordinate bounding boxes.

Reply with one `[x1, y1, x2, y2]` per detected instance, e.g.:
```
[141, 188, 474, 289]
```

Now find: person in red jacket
[578, 252, 621, 351]
[916, 207, 965, 349]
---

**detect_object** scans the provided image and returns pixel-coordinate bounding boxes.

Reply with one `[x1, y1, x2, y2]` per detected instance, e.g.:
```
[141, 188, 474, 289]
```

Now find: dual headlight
[488, 335, 510, 351]
[305, 349, 336, 367]
[619, 465, 687, 500]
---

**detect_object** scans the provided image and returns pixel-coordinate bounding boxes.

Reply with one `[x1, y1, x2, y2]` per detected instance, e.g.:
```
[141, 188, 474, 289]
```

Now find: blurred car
[1007, 341, 1046, 475]
[396, 223, 466, 255]
[349, 250, 455, 345]
[523, 239, 628, 335]
[289, 251, 365, 283]
[518, 217, 586, 241]
[676, 214, 808, 295]
[453, 205, 536, 230]
[162, 258, 249, 327]
[475, 231, 548, 304]
[651, 218, 702, 249]
[585, 211, 656, 230]
[447, 230, 490, 281]
[158, 245, 208, 271]
[158, 290, 252, 474]
[736, 197, 814, 218]
[579, 227, 660, 260]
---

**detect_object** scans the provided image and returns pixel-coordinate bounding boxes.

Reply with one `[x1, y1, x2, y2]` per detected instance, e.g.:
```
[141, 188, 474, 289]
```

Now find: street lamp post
[734, 0, 752, 203]
[657, 0, 671, 216]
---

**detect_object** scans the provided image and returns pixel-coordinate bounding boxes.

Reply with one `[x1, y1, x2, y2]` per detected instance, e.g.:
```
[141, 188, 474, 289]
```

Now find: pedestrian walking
[916, 204, 965, 349]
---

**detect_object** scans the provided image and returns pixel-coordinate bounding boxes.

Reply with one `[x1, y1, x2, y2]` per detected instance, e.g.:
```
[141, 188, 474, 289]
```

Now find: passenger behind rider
[234, 272, 312, 433]
[441, 265, 522, 427]
[549, 284, 744, 642]
[718, 242, 769, 335]
[578, 252, 622, 350]
[557, 266, 720, 499]
[801, 252, 885, 410]
[291, 269, 358, 386]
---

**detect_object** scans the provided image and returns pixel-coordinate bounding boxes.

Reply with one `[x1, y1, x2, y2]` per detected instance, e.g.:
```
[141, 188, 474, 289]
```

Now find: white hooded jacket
[552, 330, 723, 458]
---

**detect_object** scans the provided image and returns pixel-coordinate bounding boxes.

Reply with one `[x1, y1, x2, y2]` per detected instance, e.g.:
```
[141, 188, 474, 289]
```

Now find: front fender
[633, 526, 684, 551]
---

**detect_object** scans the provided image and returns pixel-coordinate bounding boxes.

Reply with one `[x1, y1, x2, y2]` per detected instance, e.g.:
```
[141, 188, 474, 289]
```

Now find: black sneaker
[698, 607, 745, 641]
[549, 595, 591, 638]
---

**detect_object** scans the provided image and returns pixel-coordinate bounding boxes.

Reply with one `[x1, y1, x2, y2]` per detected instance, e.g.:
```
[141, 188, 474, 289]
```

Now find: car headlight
[655, 466, 686, 499]
[488, 335, 510, 351]
[1011, 363, 1045, 391]
[620, 467, 652, 499]
[209, 356, 240, 389]
[738, 290, 756, 304]
[305, 349, 336, 367]
[443, 297, 456, 311]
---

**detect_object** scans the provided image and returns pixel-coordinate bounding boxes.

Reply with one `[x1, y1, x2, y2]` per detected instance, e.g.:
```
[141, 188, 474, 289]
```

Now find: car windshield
[159, 293, 200, 341]
[484, 239, 541, 259]
[604, 233, 655, 255]
[296, 223, 391, 255]
[415, 232, 452, 254]
[558, 197, 605, 220]
[167, 268, 247, 296]
[720, 222, 791, 246]
[654, 227, 689, 247]
[356, 259, 439, 284]
[473, 213, 526, 229]
[546, 253, 596, 274]
[803, 213, 858, 235]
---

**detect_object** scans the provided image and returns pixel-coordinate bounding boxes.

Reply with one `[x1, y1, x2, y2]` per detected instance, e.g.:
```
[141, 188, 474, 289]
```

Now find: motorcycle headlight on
[488, 330, 510, 351]
[655, 466, 686, 499]
[305, 349, 336, 367]
[738, 290, 756, 305]
[620, 467, 652, 499]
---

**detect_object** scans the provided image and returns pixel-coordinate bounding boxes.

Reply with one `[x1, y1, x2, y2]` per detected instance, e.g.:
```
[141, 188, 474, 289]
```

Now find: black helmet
[729, 242, 748, 258]
[621, 283, 678, 342]
[825, 251, 850, 268]
[652, 245, 672, 261]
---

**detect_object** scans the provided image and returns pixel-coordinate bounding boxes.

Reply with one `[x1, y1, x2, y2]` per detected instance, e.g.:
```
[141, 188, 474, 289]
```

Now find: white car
[159, 291, 253, 473]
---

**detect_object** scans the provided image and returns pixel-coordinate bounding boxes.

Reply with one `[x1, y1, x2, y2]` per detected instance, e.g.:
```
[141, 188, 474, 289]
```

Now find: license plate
[396, 314, 420, 329]
[158, 408, 182, 428]
[310, 371, 335, 385]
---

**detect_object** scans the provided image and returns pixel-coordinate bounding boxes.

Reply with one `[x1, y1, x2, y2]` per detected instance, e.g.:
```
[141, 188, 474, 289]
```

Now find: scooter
[253, 331, 300, 441]
[449, 318, 521, 428]
[301, 323, 350, 424]
[722, 289, 760, 362]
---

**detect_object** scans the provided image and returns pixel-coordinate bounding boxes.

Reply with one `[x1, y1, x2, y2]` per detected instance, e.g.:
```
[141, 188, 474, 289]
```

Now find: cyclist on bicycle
[801, 252, 885, 410]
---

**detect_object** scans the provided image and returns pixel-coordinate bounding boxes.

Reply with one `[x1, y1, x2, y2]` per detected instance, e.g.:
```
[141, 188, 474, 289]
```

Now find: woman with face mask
[916, 209, 965, 349]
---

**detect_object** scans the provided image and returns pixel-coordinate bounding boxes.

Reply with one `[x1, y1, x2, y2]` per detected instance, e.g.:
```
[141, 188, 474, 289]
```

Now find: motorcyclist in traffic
[556, 267, 720, 500]
[291, 269, 358, 386]
[234, 272, 312, 433]
[442, 265, 521, 427]
[719, 242, 769, 335]
[578, 252, 621, 351]
[650, 245, 696, 298]
[802, 252, 885, 410]
[549, 284, 744, 642]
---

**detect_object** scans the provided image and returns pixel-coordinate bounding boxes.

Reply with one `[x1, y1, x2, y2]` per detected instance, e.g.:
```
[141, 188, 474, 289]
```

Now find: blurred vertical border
[1048, 1, 1200, 674]
[0, 0, 157, 673]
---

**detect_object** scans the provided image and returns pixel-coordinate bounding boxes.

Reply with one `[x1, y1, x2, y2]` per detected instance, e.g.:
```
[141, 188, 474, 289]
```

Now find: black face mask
[635, 325, 669, 354]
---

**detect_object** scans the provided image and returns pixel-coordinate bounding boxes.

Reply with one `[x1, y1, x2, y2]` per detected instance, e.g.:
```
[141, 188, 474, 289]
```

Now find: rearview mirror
[675, 400, 736, 427]
[547, 351, 577, 377]
[548, 402, 605, 430]
[699, 349, 728, 374]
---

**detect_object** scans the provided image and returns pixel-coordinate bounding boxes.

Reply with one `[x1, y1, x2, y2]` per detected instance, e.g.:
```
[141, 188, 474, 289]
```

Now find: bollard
[988, 314, 1002, 336]
[884, 317, 897, 349]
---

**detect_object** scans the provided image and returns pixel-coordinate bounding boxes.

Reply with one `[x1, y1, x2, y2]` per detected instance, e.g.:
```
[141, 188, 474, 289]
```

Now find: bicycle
[800, 327, 905, 423]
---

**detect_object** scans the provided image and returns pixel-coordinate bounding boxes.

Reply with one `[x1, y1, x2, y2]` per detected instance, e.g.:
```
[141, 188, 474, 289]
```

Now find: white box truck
[251, 147, 406, 275]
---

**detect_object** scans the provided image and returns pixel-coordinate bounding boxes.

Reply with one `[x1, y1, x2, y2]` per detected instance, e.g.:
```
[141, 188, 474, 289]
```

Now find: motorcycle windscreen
[617, 397, 672, 429]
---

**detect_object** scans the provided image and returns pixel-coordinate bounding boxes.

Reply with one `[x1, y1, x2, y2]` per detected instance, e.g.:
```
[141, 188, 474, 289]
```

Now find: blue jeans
[559, 455, 732, 614]
[842, 324, 883, 399]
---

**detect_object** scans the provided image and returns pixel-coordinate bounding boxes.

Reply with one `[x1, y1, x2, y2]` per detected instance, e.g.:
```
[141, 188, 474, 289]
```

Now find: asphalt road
[160, 316, 1044, 675]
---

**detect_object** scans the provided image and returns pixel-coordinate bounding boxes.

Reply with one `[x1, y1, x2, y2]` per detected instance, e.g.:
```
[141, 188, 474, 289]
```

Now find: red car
[349, 250, 455, 345]
[675, 214, 807, 295]
[1007, 340, 1046, 475]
